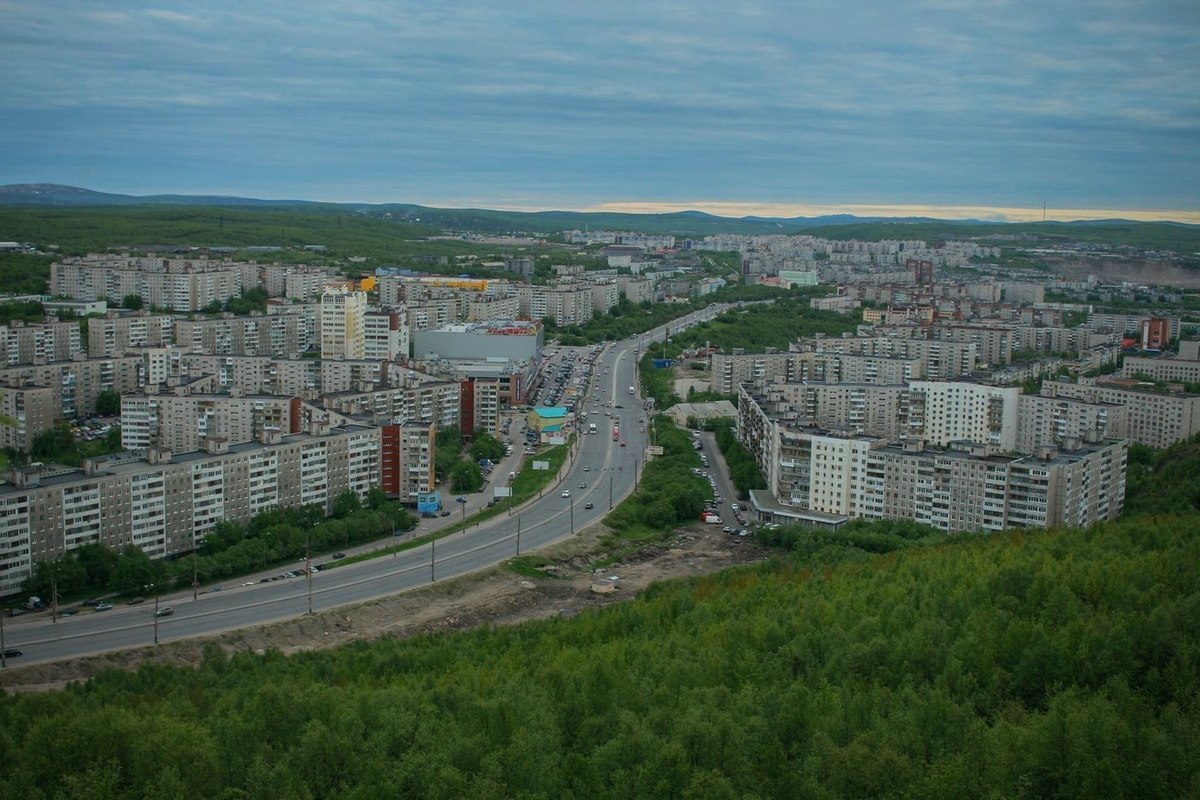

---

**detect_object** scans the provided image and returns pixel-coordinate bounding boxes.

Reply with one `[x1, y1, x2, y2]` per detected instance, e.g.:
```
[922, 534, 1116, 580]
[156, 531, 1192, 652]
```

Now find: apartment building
[88, 313, 175, 357]
[618, 276, 654, 304]
[738, 394, 1126, 534]
[0, 356, 145, 418]
[1087, 312, 1180, 341]
[320, 288, 367, 360]
[710, 349, 797, 394]
[590, 282, 621, 315]
[322, 379, 461, 430]
[459, 377, 501, 438]
[799, 335, 979, 380]
[1040, 378, 1200, 449]
[121, 391, 299, 453]
[174, 313, 308, 358]
[0, 321, 83, 365]
[465, 294, 520, 323]
[0, 381, 58, 450]
[51, 255, 249, 311]
[1016, 392, 1126, 453]
[518, 285, 593, 326]
[380, 422, 436, 503]
[1121, 354, 1200, 385]
[0, 423, 381, 595]
[363, 309, 408, 361]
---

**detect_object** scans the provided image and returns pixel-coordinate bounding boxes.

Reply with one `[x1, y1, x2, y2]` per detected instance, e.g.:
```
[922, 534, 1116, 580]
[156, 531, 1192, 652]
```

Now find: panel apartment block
[0, 356, 145, 418]
[0, 424, 381, 596]
[1040, 379, 1200, 449]
[88, 313, 175, 357]
[0, 321, 83, 365]
[121, 392, 298, 453]
[736, 397, 1126, 534]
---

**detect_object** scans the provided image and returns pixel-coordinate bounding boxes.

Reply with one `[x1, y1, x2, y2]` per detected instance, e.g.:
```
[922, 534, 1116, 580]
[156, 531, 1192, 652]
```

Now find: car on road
[561, 490, 571, 498]
[127, 597, 145, 605]
[579, 482, 586, 489]
[585, 502, 594, 509]
[82, 599, 102, 607]
[421, 511, 437, 519]
[331, 552, 347, 560]
[94, 602, 113, 611]
[620, 441, 626, 447]
[583, 466, 590, 471]
[439, 510, 451, 517]
[155, 606, 174, 617]
[1, 649, 22, 659]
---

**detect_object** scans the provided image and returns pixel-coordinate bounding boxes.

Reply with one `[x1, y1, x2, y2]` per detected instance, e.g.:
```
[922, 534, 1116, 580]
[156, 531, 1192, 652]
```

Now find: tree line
[0, 510, 1195, 798]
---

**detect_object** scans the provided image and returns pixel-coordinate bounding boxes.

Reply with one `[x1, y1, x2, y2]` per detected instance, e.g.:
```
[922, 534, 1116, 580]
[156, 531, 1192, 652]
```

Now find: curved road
[1, 307, 726, 665]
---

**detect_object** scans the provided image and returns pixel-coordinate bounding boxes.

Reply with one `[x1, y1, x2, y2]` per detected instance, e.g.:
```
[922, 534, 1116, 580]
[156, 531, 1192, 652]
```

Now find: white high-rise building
[320, 288, 367, 360]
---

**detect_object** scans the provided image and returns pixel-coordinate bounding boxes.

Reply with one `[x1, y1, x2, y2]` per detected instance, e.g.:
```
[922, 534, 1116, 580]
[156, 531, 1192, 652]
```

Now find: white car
[561, 490, 571, 498]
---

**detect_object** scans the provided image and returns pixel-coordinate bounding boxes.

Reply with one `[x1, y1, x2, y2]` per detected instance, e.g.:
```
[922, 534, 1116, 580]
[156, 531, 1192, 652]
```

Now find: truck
[612, 425, 620, 441]
[701, 512, 721, 524]
[589, 422, 597, 435]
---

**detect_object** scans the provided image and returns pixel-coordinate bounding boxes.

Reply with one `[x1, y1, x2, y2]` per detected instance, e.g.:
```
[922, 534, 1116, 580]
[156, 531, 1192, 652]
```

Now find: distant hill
[1, 184, 1196, 249]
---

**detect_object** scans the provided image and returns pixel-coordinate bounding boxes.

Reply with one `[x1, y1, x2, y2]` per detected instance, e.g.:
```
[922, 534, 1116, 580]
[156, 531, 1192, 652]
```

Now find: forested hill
[0, 513, 1195, 798]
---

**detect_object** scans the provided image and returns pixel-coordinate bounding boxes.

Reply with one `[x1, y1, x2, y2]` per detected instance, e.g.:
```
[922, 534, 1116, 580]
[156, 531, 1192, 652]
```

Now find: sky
[2, 1, 1198, 222]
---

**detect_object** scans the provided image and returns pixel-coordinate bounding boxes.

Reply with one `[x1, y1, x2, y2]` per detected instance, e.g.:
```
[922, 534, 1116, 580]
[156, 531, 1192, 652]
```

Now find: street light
[144, 581, 161, 645]
[305, 528, 313, 616]
[457, 495, 467, 522]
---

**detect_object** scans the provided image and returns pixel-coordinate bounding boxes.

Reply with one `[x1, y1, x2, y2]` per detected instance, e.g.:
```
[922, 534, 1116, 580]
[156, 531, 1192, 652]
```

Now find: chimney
[146, 446, 172, 465]
[260, 427, 282, 445]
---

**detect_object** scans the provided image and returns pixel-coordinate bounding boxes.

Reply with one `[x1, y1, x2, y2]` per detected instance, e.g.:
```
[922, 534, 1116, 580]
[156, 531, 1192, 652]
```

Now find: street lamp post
[50, 568, 58, 624]
[430, 538, 436, 583]
[516, 515, 521, 554]
[609, 473, 614, 510]
[570, 495, 575, 534]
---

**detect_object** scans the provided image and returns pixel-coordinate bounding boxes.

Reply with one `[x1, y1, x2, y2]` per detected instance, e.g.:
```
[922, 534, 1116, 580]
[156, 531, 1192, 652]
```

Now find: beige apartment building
[0, 381, 58, 450]
[0, 356, 145, 418]
[120, 391, 299, 453]
[1040, 378, 1200, 449]
[0, 321, 83, 365]
[88, 313, 175, 357]
[0, 423, 381, 596]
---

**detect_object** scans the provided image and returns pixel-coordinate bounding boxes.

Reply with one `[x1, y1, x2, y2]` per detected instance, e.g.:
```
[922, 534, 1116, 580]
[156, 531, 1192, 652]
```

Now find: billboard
[493, 487, 512, 498]
[533, 460, 550, 471]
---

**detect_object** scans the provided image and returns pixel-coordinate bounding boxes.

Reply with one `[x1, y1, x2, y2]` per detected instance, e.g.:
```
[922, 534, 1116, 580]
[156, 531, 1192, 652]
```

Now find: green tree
[121, 293, 144, 310]
[449, 459, 484, 492]
[94, 388, 121, 417]
[469, 432, 505, 462]
[331, 489, 362, 519]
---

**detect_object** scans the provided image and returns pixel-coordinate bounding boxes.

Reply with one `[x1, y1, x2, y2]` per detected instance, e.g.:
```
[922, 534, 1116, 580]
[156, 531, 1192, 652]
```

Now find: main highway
[1, 305, 730, 665]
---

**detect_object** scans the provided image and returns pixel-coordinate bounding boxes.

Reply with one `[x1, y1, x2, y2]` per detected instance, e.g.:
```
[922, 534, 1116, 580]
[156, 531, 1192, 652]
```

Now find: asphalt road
[0, 307, 730, 666]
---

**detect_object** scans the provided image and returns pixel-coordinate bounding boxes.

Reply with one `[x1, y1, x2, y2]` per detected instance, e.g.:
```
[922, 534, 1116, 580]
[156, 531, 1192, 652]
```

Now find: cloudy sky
[2, 1, 1198, 220]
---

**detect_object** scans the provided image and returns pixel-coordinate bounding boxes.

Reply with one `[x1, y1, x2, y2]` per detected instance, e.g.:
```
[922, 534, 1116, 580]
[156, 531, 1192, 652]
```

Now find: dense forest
[0, 511, 1195, 798]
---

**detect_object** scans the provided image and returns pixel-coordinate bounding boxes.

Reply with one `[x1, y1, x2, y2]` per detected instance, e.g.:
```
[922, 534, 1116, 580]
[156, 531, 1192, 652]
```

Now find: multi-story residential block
[322, 377, 461, 430]
[0, 356, 146, 418]
[1121, 353, 1200, 385]
[121, 390, 300, 453]
[0, 321, 83, 365]
[174, 313, 308, 358]
[617, 276, 654, 304]
[363, 309, 408, 361]
[51, 255, 249, 311]
[738, 388, 1126, 534]
[459, 377, 501, 438]
[518, 285, 593, 326]
[1087, 312, 1180, 341]
[380, 422, 436, 503]
[1015, 392, 1126, 453]
[320, 288, 367, 360]
[0, 423, 381, 595]
[0, 381, 58, 450]
[411, 321, 543, 362]
[88, 313, 175, 357]
[465, 294, 520, 323]
[1040, 378, 1200, 449]
[590, 282, 621, 315]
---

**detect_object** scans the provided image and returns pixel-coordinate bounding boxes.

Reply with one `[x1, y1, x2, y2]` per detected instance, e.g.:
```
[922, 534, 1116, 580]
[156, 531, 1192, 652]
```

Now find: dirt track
[0, 523, 769, 693]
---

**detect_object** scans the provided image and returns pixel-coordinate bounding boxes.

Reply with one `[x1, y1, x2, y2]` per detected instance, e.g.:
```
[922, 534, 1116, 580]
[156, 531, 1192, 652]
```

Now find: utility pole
[306, 529, 313, 616]
[570, 495, 575, 534]
[430, 538, 436, 583]
[50, 567, 58, 624]
[516, 516, 522, 554]
[192, 552, 199, 601]
[609, 472, 613, 510]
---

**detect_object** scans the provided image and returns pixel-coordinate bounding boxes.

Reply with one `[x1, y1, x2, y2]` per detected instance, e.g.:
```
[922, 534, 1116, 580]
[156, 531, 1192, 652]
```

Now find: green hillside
[0, 512, 1195, 798]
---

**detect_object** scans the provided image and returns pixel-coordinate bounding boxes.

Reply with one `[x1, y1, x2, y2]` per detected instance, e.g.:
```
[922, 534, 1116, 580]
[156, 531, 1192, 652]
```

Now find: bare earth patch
[0, 523, 768, 693]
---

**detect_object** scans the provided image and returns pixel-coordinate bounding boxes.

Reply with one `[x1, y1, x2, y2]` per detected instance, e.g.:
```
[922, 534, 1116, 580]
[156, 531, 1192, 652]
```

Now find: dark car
[126, 597, 145, 605]
[331, 552, 347, 560]
[422, 511, 437, 519]
[439, 510, 451, 517]
[1, 649, 22, 658]
[82, 598, 102, 607]
[585, 502, 594, 510]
